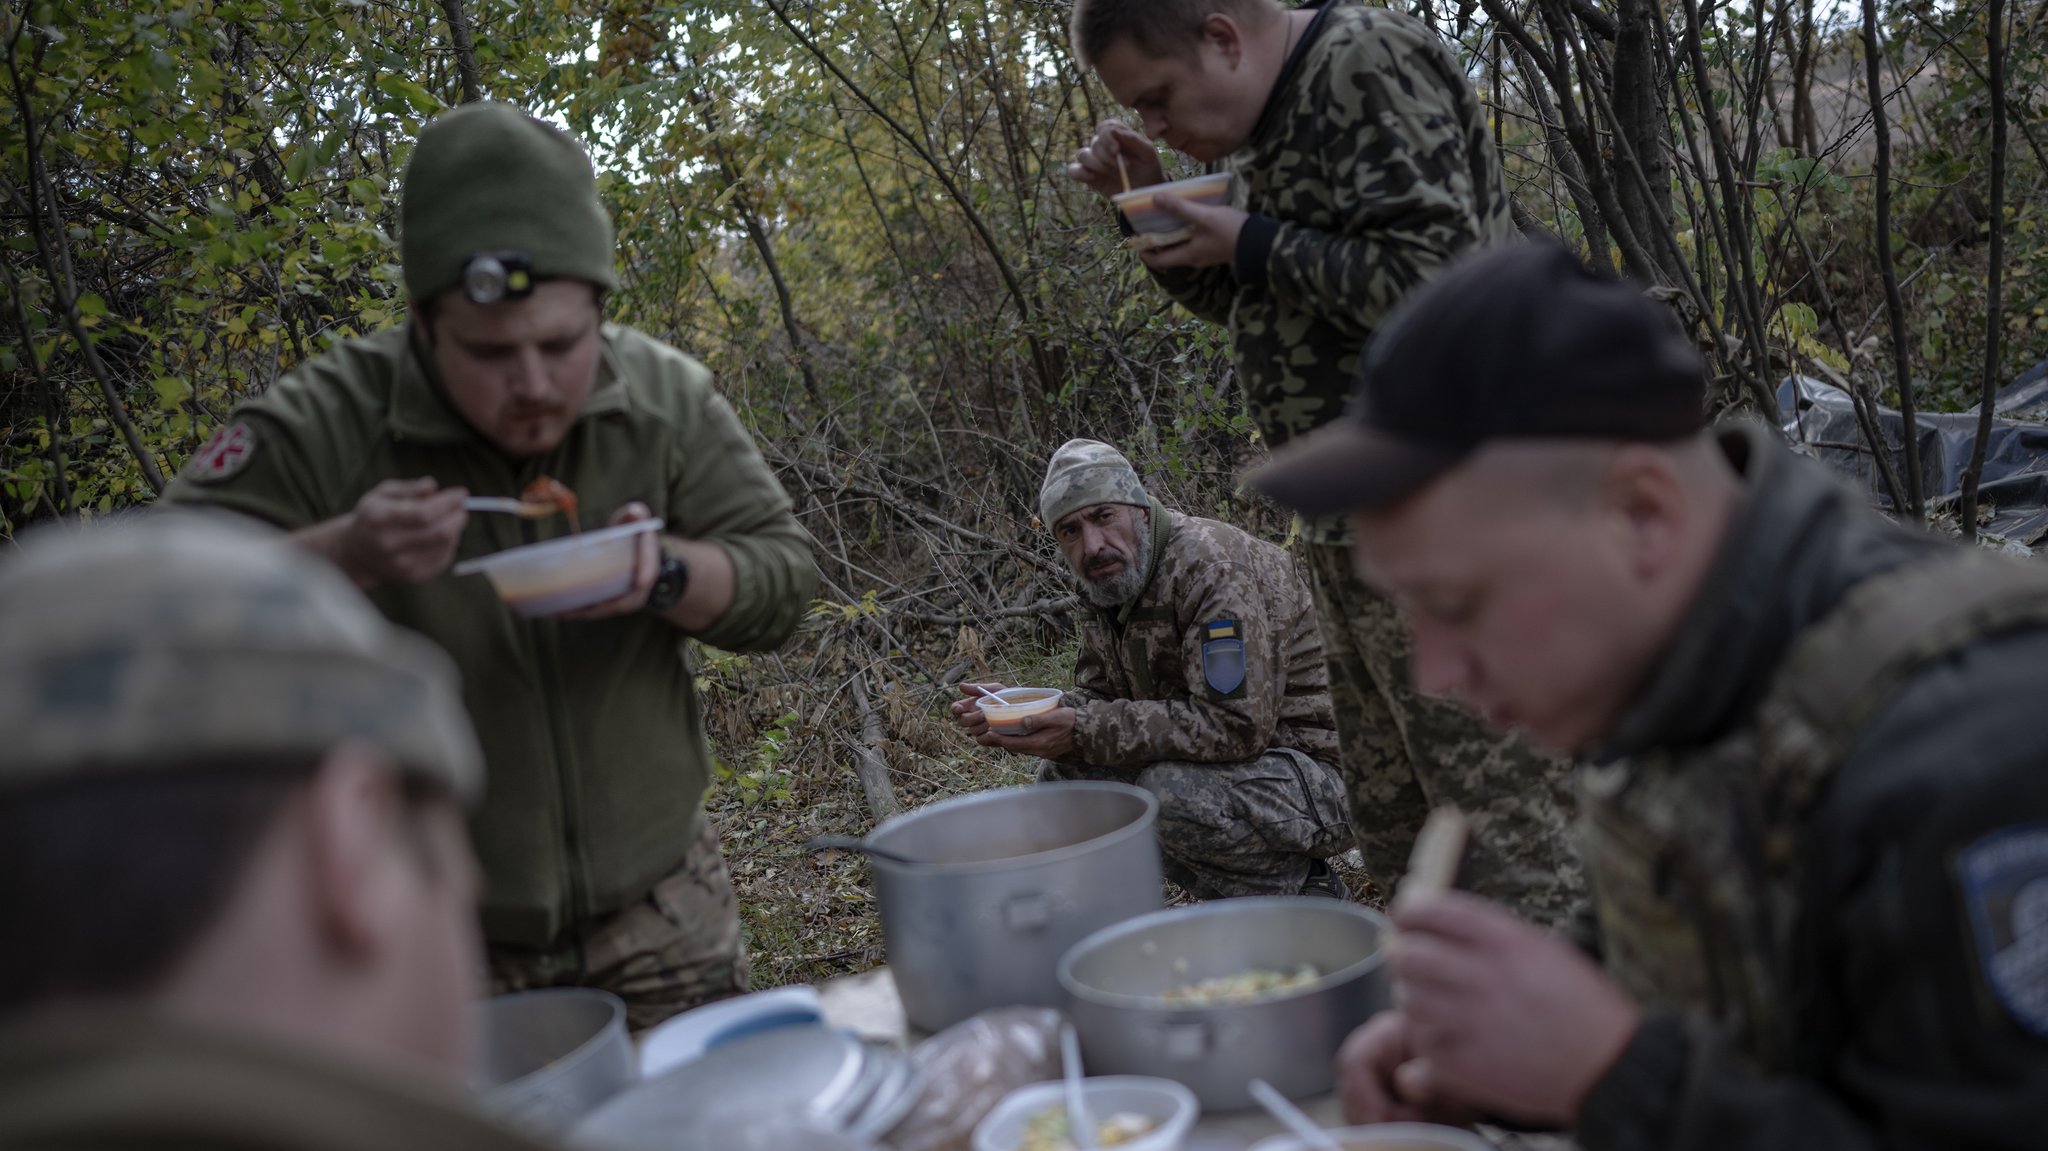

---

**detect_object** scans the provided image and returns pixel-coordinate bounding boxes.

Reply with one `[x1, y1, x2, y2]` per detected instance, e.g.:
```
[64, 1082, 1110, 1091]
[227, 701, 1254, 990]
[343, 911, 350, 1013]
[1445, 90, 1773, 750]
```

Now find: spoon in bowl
[464, 496, 560, 519]
[1248, 1079, 1343, 1151]
[1061, 1022, 1098, 1151]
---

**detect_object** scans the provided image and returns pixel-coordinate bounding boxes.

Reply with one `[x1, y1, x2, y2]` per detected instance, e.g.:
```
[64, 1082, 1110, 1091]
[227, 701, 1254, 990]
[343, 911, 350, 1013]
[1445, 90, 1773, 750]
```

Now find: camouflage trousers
[1039, 748, 1352, 900]
[1306, 543, 1584, 926]
[488, 817, 750, 1033]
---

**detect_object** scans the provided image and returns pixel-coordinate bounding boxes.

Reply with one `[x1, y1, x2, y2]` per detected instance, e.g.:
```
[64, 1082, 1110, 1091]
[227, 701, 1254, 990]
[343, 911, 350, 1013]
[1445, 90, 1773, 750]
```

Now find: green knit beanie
[399, 103, 619, 303]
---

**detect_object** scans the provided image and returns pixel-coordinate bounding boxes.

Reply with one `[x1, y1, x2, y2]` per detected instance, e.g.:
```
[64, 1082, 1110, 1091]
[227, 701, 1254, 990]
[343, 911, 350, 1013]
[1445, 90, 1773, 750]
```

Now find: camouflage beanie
[1040, 438, 1149, 528]
[400, 102, 619, 303]
[0, 512, 485, 804]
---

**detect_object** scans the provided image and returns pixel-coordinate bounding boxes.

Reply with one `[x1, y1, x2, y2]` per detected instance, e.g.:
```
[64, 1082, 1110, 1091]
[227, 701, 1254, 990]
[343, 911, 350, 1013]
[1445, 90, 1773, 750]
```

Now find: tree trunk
[1860, 0, 1925, 520]
[437, 0, 484, 104]
[1612, 0, 1679, 281]
[1959, 0, 2009, 541]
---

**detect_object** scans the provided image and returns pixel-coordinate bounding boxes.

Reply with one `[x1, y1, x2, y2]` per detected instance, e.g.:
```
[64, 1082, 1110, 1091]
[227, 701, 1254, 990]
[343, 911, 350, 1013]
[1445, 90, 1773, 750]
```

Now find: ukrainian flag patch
[1201, 619, 1246, 697]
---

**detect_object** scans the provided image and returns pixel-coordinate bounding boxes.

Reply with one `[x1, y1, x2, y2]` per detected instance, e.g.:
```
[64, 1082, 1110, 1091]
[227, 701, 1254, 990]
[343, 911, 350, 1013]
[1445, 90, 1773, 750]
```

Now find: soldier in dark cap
[952, 438, 1353, 899]
[1063, 0, 1582, 929]
[1252, 241, 2048, 1149]
[164, 103, 817, 1029]
[0, 514, 553, 1150]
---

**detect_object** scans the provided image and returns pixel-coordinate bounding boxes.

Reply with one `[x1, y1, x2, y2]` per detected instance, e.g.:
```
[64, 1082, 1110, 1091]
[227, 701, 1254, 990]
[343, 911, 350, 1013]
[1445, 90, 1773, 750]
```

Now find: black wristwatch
[646, 549, 691, 613]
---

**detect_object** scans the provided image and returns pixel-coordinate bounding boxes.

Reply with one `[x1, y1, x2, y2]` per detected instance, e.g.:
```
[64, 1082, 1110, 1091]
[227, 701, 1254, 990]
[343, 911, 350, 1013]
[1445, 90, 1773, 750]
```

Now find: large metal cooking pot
[1059, 897, 1392, 1110]
[474, 987, 636, 1133]
[868, 780, 1163, 1033]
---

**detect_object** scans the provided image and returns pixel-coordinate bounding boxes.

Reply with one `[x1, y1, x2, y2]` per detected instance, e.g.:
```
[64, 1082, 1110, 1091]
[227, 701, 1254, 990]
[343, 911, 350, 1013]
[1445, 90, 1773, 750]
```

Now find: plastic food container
[1247, 1123, 1500, 1151]
[973, 1076, 1199, 1151]
[976, 687, 1065, 731]
[1111, 172, 1233, 237]
[636, 985, 826, 1079]
[453, 518, 662, 617]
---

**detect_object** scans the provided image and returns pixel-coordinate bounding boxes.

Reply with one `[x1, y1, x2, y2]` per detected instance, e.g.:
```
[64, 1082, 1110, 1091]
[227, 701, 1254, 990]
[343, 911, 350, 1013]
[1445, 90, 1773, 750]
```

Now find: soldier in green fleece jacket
[165, 103, 817, 1029]
[1065, 0, 1582, 924]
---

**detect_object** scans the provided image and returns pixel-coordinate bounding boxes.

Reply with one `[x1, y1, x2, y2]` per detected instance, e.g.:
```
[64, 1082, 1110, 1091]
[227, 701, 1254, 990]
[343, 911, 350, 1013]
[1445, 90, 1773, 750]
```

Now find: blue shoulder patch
[1201, 619, 1245, 697]
[1957, 825, 2048, 1038]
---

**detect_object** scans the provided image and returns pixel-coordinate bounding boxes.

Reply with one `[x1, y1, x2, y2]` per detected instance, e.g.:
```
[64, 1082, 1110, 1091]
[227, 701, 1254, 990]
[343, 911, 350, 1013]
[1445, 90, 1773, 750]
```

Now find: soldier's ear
[1199, 13, 1246, 65]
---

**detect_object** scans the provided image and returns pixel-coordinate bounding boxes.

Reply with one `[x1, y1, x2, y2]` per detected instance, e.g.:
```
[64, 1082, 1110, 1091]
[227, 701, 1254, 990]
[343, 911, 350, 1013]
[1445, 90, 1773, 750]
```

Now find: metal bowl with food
[1058, 898, 1392, 1110]
[866, 781, 1164, 1033]
[473, 987, 636, 1133]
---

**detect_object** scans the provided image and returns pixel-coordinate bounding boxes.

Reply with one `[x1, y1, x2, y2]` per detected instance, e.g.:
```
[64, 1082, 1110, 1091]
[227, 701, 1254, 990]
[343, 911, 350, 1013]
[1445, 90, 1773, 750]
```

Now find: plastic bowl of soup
[973, 1076, 1198, 1151]
[1111, 173, 1232, 245]
[454, 518, 662, 617]
[975, 687, 1066, 732]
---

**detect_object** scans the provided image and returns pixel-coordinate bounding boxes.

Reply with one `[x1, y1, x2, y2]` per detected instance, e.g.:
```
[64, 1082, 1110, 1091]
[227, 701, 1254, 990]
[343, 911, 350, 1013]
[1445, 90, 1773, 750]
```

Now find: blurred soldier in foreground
[0, 514, 550, 1150]
[164, 103, 817, 1028]
[953, 439, 1352, 899]
[1254, 242, 2048, 1149]
[1063, 0, 1580, 925]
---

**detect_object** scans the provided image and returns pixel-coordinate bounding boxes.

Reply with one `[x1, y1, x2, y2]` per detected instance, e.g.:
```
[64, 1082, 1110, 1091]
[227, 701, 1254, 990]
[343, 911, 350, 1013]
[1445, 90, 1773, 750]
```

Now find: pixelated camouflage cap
[0, 512, 484, 804]
[400, 102, 619, 303]
[1040, 438, 1150, 529]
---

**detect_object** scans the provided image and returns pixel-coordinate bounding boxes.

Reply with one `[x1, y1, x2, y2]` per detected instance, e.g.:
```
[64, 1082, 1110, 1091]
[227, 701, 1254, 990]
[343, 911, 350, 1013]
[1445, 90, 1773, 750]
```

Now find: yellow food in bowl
[1160, 964, 1321, 1005]
[1019, 1105, 1159, 1151]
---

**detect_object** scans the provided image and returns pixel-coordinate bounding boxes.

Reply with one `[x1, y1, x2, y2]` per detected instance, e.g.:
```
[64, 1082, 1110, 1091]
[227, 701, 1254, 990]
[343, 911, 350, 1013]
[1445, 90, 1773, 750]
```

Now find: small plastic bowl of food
[1247, 1123, 1499, 1151]
[1111, 172, 1232, 249]
[973, 1076, 1199, 1151]
[454, 518, 662, 618]
[975, 687, 1065, 732]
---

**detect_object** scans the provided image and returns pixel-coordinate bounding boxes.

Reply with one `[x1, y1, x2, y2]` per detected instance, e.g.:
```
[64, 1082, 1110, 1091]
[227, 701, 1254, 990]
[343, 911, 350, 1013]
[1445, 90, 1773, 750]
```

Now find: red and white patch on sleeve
[187, 422, 257, 483]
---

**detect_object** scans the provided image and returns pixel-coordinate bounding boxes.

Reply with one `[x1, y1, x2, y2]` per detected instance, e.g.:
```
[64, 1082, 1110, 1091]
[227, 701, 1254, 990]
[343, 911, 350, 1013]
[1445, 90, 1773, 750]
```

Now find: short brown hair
[1070, 0, 1272, 67]
[0, 757, 454, 1012]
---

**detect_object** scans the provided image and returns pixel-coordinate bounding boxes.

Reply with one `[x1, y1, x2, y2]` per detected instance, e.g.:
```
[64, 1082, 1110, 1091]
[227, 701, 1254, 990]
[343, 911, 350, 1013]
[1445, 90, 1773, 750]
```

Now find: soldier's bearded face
[1348, 450, 1681, 755]
[1092, 26, 1270, 162]
[1056, 502, 1154, 607]
[421, 279, 604, 459]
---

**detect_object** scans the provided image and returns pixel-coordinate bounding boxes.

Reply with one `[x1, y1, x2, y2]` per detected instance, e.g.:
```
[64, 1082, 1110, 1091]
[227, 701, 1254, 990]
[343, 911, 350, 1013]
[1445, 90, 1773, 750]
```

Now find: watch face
[648, 553, 688, 611]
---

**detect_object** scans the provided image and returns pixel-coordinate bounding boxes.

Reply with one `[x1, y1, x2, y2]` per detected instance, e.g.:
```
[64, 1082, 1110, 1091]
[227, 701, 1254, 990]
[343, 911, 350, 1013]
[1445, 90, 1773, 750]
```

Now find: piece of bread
[1396, 805, 1470, 907]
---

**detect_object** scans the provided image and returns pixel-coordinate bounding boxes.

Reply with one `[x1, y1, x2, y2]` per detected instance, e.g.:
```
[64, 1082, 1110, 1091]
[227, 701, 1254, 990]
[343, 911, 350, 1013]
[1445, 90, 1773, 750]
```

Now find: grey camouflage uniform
[1133, 0, 1581, 920]
[1046, 501, 1352, 899]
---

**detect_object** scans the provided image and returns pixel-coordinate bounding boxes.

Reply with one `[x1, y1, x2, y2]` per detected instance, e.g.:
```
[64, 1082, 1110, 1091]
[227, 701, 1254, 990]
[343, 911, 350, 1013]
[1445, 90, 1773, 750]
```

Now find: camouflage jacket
[1572, 423, 2048, 1151]
[1067, 503, 1337, 767]
[1149, 1, 1514, 536]
[164, 322, 817, 948]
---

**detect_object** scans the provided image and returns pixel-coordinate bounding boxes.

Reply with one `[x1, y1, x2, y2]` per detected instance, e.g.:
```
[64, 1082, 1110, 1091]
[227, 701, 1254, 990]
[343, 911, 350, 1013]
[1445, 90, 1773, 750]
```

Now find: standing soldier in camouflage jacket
[1063, 0, 1580, 920]
[951, 439, 1352, 899]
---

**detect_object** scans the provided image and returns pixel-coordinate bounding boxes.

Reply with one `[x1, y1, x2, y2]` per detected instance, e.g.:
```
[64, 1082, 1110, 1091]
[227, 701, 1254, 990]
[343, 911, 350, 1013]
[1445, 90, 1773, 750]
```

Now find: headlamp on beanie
[461, 250, 536, 305]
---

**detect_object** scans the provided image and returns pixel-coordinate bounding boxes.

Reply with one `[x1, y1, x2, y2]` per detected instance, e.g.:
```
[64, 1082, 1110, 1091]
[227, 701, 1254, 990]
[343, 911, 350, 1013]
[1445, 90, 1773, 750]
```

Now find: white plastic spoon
[463, 496, 558, 519]
[1249, 1078, 1344, 1151]
[1060, 1022, 1097, 1151]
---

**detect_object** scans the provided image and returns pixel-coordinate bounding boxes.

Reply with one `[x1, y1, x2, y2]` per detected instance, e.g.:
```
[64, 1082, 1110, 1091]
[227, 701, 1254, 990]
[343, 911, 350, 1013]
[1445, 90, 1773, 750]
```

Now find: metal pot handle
[1003, 891, 1052, 931]
[1160, 1019, 1213, 1062]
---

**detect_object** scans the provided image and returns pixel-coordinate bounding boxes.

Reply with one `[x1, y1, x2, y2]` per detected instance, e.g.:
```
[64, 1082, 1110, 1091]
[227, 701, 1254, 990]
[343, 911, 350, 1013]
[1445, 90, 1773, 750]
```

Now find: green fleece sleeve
[1241, 25, 1505, 344]
[669, 379, 817, 652]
